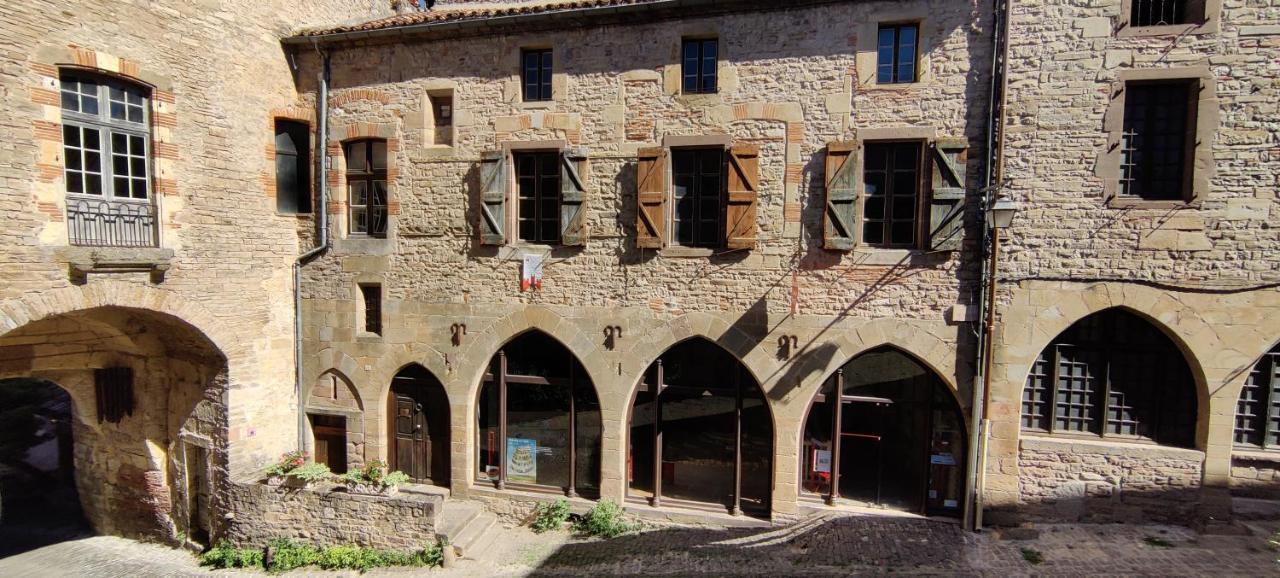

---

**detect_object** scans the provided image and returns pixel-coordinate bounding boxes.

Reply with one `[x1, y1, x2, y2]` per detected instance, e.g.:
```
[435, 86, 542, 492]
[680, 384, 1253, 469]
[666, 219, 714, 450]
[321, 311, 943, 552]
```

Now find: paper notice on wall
[521, 253, 543, 292]
[506, 437, 537, 483]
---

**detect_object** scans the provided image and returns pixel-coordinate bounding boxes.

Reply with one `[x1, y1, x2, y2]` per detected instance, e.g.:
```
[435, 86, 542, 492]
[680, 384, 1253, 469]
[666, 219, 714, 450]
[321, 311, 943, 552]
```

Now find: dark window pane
[66, 173, 83, 194]
[513, 151, 561, 244]
[682, 39, 717, 94]
[862, 142, 920, 247]
[671, 148, 723, 247]
[86, 174, 101, 195]
[877, 24, 919, 84]
[82, 95, 98, 116]
[1121, 81, 1190, 200]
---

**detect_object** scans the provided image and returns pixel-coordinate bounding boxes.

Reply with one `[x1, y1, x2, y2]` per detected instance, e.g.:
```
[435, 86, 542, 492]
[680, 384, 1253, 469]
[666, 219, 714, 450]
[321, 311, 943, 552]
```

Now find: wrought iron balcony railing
[67, 198, 158, 248]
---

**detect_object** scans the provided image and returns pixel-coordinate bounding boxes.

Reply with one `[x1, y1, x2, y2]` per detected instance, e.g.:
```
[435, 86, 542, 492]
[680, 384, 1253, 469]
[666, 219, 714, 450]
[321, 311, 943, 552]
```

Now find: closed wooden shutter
[479, 150, 507, 245]
[635, 146, 667, 249]
[928, 138, 967, 251]
[725, 144, 759, 250]
[824, 142, 859, 250]
[560, 148, 588, 246]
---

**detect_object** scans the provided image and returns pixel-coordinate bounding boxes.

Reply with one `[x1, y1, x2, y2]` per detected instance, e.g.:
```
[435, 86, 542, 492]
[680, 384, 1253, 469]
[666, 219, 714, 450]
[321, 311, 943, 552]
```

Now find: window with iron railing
[1120, 80, 1196, 201]
[1131, 0, 1189, 27]
[60, 72, 157, 247]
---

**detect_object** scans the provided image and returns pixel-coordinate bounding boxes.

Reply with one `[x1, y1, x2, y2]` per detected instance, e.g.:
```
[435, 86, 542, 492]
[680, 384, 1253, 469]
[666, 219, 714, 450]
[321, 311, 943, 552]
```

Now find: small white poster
[521, 253, 543, 292]
[506, 437, 538, 483]
[813, 449, 831, 473]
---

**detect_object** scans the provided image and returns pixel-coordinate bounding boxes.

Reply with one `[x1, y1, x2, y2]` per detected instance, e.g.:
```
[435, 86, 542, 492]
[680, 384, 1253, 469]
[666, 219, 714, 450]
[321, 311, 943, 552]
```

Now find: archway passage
[801, 347, 966, 517]
[0, 378, 88, 556]
[1020, 308, 1196, 448]
[477, 331, 602, 497]
[628, 338, 773, 517]
[389, 365, 450, 486]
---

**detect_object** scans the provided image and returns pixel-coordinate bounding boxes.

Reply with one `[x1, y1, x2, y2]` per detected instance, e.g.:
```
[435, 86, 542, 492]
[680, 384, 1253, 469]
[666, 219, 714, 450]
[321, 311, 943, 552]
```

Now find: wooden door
[393, 393, 430, 481]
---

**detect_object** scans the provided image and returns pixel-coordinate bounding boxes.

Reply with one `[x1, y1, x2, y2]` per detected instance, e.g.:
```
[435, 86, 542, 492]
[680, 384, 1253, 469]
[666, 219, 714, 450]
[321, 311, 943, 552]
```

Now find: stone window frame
[508, 37, 565, 109]
[855, 12, 934, 91]
[329, 122, 399, 252]
[655, 134, 733, 258]
[680, 35, 720, 95]
[269, 114, 316, 217]
[1098, 67, 1217, 209]
[1117, 0, 1222, 38]
[662, 26, 735, 103]
[352, 275, 385, 343]
[847, 127, 937, 256]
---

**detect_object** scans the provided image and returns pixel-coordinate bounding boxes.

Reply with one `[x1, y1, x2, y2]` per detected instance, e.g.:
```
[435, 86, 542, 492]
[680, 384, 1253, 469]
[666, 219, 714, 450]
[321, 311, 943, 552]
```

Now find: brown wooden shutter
[478, 150, 507, 245]
[823, 142, 859, 250]
[560, 148, 588, 246]
[635, 146, 667, 249]
[725, 144, 759, 250]
[928, 138, 967, 251]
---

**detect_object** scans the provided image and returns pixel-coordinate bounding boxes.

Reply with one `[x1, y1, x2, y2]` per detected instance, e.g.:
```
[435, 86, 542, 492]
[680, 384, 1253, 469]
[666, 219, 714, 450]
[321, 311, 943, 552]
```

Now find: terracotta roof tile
[298, 0, 664, 37]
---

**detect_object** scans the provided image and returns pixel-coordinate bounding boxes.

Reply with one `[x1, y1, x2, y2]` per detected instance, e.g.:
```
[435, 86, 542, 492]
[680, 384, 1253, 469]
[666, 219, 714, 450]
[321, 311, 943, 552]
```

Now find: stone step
[451, 511, 498, 560]
[436, 501, 482, 544]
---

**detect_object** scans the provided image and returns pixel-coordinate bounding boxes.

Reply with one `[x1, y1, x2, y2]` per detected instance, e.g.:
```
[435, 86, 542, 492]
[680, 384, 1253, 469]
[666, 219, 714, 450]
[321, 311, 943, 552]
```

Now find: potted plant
[264, 451, 332, 489]
[339, 459, 409, 496]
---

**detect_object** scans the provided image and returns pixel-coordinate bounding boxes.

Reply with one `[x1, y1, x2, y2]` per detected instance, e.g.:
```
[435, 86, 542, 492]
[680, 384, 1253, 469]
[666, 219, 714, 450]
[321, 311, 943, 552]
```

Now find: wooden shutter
[478, 150, 507, 245]
[725, 144, 759, 250]
[635, 147, 667, 249]
[824, 142, 859, 250]
[560, 148, 588, 246]
[928, 138, 967, 251]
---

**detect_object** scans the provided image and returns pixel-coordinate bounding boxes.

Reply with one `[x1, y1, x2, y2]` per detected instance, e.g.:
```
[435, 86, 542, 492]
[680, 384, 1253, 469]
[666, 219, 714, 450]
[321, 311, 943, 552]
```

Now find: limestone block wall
[223, 482, 440, 550]
[1230, 453, 1280, 499]
[1018, 436, 1203, 523]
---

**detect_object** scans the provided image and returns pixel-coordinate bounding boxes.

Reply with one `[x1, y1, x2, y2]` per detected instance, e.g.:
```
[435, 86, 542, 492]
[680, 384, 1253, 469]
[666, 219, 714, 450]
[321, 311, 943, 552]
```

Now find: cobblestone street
[1, 514, 1277, 577]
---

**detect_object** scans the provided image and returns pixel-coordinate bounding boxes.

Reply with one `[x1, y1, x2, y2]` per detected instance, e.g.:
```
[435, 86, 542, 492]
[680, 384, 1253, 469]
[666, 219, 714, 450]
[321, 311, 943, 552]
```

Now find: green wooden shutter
[560, 148, 588, 246]
[928, 138, 967, 251]
[479, 150, 507, 245]
[823, 142, 858, 250]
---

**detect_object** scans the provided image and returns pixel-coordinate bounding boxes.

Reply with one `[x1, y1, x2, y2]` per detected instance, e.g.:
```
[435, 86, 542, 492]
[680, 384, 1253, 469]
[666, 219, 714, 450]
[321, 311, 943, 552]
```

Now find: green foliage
[266, 538, 319, 572]
[531, 499, 572, 533]
[338, 460, 409, 488]
[1020, 547, 1044, 565]
[265, 450, 309, 477]
[199, 539, 443, 573]
[199, 542, 264, 569]
[572, 499, 635, 539]
[288, 462, 333, 483]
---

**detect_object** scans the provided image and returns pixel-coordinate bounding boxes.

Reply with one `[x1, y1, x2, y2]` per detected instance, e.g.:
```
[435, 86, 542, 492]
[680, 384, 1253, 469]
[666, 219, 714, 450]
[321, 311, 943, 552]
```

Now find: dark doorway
[628, 338, 773, 517]
[388, 365, 450, 486]
[801, 347, 966, 517]
[0, 378, 90, 557]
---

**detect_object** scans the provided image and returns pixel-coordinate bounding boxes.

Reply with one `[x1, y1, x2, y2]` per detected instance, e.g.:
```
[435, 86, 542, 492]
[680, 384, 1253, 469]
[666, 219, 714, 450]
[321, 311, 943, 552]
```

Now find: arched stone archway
[627, 337, 775, 517]
[306, 370, 364, 474]
[388, 364, 450, 486]
[798, 346, 966, 517]
[0, 303, 228, 545]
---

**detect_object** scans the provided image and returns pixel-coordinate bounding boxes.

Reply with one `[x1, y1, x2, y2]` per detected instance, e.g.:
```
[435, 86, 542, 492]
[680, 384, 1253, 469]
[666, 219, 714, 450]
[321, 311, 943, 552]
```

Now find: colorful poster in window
[521, 253, 543, 292]
[506, 437, 537, 483]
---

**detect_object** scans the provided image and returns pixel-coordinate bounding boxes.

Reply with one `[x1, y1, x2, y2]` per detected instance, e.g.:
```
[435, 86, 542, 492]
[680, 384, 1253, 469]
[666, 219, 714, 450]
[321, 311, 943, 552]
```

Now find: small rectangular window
[1131, 0, 1189, 27]
[275, 120, 311, 214]
[681, 38, 718, 94]
[514, 151, 561, 244]
[361, 284, 382, 335]
[431, 94, 453, 146]
[671, 148, 724, 248]
[1120, 81, 1194, 200]
[94, 367, 135, 424]
[876, 24, 919, 84]
[862, 142, 922, 247]
[522, 49, 553, 102]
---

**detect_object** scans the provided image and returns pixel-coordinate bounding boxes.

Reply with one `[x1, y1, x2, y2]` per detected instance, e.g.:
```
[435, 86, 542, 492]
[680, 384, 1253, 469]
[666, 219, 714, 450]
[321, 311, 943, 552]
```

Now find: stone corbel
[62, 247, 174, 284]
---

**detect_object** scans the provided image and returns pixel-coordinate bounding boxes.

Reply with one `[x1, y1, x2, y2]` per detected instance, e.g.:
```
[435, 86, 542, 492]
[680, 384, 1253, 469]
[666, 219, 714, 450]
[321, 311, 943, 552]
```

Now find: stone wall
[1017, 436, 1204, 523]
[223, 481, 440, 551]
[1230, 453, 1280, 500]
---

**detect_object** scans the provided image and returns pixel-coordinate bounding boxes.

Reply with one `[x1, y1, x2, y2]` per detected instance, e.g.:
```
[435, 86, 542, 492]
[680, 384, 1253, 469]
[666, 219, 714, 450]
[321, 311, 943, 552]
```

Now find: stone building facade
[0, 0, 1276, 549]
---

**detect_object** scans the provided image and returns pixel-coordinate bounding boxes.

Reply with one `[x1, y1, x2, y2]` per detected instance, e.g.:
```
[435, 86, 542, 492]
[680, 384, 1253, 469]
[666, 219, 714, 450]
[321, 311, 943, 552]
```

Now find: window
[862, 142, 921, 247]
[344, 139, 388, 237]
[1235, 345, 1280, 449]
[94, 367, 135, 424]
[431, 94, 453, 146]
[877, 24, 919, 84]
[522, 49, 553, 102]
[681, 38, 718, 94]
[672, 148, 724, 248]
[360, 284, 382, 335]
[60, 72, 156, 247]
[514, 151, 561, 244]
[1020, 309, 1196, 448]
[274, 120, 311, 214]
[1120, 81, 1195, 201]
[1131, 0, 1188, 27]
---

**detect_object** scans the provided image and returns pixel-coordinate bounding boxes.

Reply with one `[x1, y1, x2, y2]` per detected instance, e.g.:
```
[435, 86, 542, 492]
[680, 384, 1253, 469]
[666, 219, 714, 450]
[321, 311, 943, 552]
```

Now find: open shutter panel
[725, 144, 759, 250]
[560, 148, 588, 246]
[478, 150, 507, 245]
[823, 142, 859, 250]
[928, 138, 968, 251]
[635, 146, 667, 249]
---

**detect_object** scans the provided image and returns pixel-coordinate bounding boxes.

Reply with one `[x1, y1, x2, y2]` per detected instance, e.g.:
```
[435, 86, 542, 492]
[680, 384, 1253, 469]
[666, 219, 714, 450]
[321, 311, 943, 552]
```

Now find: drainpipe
[964, 0, 1011, 532]
[294, 46, 331, 452]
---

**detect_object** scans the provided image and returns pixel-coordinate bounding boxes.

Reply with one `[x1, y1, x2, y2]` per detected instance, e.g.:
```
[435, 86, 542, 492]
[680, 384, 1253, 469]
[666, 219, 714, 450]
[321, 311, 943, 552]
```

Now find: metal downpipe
[294, 47, 331, 452]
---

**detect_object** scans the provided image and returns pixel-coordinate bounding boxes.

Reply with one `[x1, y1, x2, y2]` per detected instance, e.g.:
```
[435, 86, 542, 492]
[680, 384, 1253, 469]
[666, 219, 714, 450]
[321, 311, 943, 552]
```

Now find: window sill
[1232, 448, 1280, 464]
[1020, 433, 1203, 459]
[355, 332, 382, 343]
[333, 236, 394, 256]
[674, 93, 722, 107]
[276, 212, 314, 219]
[1117, 23, 1208, 38]
[848, 247, 925, 265]
[59, 245, 173, 282]
[515, 100, 556, 110]
[658, 246, 717, 258]
[1107, 197, 1199, 210]
[859, 81, 931, 92]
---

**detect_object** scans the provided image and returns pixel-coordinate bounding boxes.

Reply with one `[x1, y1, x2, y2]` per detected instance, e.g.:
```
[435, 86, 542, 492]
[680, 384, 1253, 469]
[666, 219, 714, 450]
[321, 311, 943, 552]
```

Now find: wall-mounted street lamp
[986, 194, 1017, 230]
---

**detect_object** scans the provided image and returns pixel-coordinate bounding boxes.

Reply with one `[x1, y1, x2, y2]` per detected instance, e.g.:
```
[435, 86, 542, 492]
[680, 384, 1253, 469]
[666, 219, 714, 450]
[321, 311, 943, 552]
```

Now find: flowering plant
[266, 450, 309, 476]
[339, 459, 410, 495]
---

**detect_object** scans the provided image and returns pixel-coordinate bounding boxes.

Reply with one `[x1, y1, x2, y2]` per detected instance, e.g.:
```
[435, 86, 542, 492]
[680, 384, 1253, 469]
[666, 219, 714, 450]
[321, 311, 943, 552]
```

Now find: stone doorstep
[622, 500, 774, 529]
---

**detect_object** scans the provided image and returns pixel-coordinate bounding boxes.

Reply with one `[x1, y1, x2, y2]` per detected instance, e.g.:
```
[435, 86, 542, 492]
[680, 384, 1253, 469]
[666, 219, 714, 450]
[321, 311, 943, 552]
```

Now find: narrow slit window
[274, 120, 311, 214]
[361, 284, 382, 335]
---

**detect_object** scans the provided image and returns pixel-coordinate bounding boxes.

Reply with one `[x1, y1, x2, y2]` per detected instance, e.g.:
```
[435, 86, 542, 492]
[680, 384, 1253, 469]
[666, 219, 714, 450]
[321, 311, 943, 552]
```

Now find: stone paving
[0, 514, 1278, 577]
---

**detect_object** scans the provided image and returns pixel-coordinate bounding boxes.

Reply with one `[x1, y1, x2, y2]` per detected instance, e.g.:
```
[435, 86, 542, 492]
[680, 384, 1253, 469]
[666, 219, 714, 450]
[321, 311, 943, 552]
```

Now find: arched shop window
[1021, 309, 1197, 448]
[628, 338, 773, 517]
[1235, 344, 1280, 449]
[477, 331, 601, 497]
[800, 347, 966, 516]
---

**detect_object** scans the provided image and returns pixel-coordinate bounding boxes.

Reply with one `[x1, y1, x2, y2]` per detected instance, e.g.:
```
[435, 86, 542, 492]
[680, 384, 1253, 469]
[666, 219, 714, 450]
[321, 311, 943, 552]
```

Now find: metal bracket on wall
[450, 323, 467, 346]
[777, 334, 799, 360]
[603, 325, 623, 350]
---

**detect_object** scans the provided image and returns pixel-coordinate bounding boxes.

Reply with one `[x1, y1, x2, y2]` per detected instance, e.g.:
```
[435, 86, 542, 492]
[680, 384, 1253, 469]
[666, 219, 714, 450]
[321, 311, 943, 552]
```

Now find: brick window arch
[343, 138, 387, 237]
